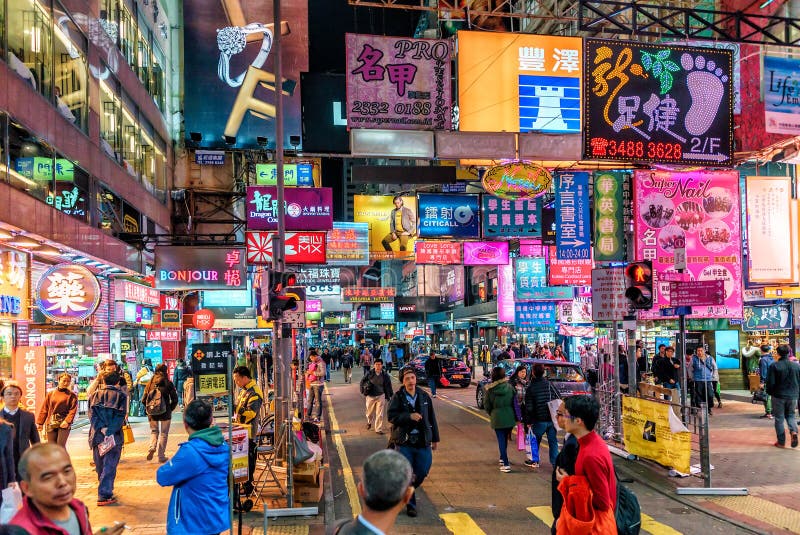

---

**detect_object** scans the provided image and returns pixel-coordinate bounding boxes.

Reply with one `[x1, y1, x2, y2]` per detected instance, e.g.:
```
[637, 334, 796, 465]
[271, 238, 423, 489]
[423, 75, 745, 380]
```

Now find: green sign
[15, 157, 74, 182]
[255, 163, 314, 186]
[593, 171, 625, 261]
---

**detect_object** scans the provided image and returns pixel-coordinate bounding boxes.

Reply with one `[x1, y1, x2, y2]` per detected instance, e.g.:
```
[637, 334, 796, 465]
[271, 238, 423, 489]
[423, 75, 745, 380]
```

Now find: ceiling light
[8, 235, 41, 248]
[36, 244, 62, 256]
[0, 230, 12, 240]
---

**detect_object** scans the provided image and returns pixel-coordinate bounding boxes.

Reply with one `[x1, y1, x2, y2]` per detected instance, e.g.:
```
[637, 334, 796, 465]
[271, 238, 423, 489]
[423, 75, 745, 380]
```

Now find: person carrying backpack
[142, 364, 178, 463]
[341, 350, 354, 384]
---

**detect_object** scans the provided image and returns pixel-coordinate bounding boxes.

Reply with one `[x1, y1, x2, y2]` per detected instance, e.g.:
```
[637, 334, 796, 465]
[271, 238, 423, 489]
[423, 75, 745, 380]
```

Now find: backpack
[359, 373, 372, 397]
[615, 479, 642, 535]
[145, 386, 167, 416]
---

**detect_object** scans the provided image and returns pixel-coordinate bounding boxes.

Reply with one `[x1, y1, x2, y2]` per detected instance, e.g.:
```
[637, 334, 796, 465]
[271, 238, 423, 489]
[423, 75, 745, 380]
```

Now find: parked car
[407, 355, 472, 388]
[475, 358, 591, 409]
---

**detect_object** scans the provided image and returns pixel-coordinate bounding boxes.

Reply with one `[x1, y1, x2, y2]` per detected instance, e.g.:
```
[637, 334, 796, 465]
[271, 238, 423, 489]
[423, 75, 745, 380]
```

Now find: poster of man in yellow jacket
[622, 396, 691, 474]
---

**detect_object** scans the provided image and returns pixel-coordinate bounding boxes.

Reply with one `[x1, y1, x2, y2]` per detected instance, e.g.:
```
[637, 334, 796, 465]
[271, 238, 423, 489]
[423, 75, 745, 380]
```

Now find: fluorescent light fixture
[8, 235, 40, 248]
[0, 229, 12, 240]
[36, 244, 62, 256]
[72, 257, 89, 263]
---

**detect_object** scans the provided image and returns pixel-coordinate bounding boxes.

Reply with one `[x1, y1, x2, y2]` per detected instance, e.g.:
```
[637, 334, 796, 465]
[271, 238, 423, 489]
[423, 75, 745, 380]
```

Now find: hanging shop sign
[345, 33, 452, 130]
[593, 171, 626, 262]
[354, 195, 418, 260]
[14, 346, 45, 416]
[144, 346, 163, 366]
[763, 56, 800, 135]
[35, 264, 101, 324]
[113, 280, 160, 306]
[559, 299, 593, 324]
[514, 257, 571, 301]
[482, 196, 541, 237]
[482, 163, 552, 201]
[190, 343, 230, 395]
[669, 280, 725, 307]
[555, 171, 591, 260]
[326, 222, 370, 266]
[342, 287, 396, 303]
[458, 31, 582, 134]
[415, 241, 462, 265]
[583, 39, 733, 166]
[380, 302, 395, 322]
[634, 170, 743, 319]
[246, 187, 333, 231]
[245, 231, 327, 265]
[192, 309, 216, 330]
[515, 302, 558, 333]
[115, 302, 155, 325]
[549, 249, 593, 286]
[745, 177, 794, 283]
[497, 263, 516, 323]
[155, 247, 246, 291]
[160, 310, 181, 328]
[417, 194, 480, 239]
[463, 241, 509, 266]
[295, 267, 342, 285]
[591, 267, 632, 321]
[742, 304, 792, 331]
[255, 163, 314, 186]
[0, 250, 29, 320]
[202, 279, 253, 308]
[146, 329, 182, 342]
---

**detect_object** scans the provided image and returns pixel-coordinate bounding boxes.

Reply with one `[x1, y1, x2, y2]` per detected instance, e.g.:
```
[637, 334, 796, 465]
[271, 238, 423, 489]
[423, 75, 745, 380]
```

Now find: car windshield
[504, 360, 584, 382]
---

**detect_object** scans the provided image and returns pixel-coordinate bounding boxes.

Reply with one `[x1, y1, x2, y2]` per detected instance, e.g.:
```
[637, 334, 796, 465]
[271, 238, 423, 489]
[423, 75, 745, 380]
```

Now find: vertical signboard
[746, 176, 794, 283]
[591, 267, 631, 321]
[482, 196, 540, 238]
[497, 263, 515, 323]
[14, 346, 45, 416]
[634, 170, 743, 319]
[763, 56, 800, 135]
[190, 343, 231, 395]
[555, 171, 591, 260]
[346, 34, 452, 130]
[593, 171, 626, 261]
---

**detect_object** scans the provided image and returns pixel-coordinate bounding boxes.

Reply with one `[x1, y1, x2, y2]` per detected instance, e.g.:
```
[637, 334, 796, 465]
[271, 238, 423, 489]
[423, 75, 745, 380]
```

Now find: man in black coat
[360, 359, 393, 435]
[766, 344, 800, 448]
[423, 352, 443, 398]
[1, 382, 40, 480]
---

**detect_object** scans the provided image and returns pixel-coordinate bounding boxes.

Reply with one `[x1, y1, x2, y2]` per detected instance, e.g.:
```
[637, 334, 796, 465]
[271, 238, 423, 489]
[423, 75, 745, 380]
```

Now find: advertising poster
[555, 172, 591, 260]
[591, 267, 632, 321]
[746, 177, 794, 283]
[515, 302, 558, 333]
[190, 343, 232, 395]
[583, 39, 733, 166]
[458, 31, 582, 134]
[326, 222, 370, 266]
[742, 304, 792, 331]
[497, 263, 515, 323]
[463, 241, 509, 266]
[593, 171, 626, 262]
[183, 1, 308, 149]
[246, 187, 333, 231]
[634, 170, 743, 319]
[354, 195, 418, 260]
[482, 196, 541, 238]
[763, 56, 800, 135]
[155, 247, 247, 291]
[225, 425, 250, 483]
[346, 34, 452, 130]
[415, 241, 462, 265]
[13, 346, 45, 416]
[417, 194, 480, 239]
[245, 231, 326, 264]
[622, 396, 691, 475]
[418, 265, 465, 305]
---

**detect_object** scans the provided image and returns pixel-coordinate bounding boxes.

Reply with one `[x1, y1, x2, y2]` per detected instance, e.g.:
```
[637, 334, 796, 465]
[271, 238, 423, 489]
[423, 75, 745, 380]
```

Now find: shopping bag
[122, 424, 135, 445]
[439, 377, 451, 387]
[526, 427, 539, 463]
[516, 423, 526, 451]
[548, 399, 562, 428]
[0, 486, 22, 523]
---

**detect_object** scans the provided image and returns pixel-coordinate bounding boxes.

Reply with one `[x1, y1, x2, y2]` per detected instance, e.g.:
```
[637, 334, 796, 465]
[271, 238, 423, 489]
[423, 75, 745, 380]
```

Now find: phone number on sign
[589, 138, 683, 160]
[351, 101, 432, 116]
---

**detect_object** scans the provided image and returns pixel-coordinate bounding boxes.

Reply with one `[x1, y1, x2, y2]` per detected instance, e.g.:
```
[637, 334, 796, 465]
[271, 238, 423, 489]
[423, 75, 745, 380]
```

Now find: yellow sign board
[621, 396, 691, 474]
[764, 286, 800, 299]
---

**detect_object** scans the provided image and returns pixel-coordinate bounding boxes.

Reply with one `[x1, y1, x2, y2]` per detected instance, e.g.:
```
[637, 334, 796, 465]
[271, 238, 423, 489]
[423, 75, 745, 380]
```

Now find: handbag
[439, 376, 450, 387]
[122, 424, 135, 445]
[516, 422, 526, 451]
[292, 432, 314, 465]
[0, 486, 22, 524]
[48, 413, 65, 431]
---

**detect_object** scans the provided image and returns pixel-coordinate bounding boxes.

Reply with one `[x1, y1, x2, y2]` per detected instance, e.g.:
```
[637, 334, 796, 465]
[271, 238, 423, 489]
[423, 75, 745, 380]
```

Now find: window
[7, 0, 54, 100]
[7, 119, 54, 203]
[136, 12, 150, 88]
[118, 4, 135, 70]
[150, 41, 166, 111]
[52, 2, 88, 131]
[99, 78, 121, 161]
[119, 91, 139, 177]
[47, 154, 89, 223]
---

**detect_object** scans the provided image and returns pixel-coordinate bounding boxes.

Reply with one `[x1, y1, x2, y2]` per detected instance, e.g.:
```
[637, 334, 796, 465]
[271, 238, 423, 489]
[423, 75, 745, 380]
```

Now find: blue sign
[764, 56, 800, 135]
[144, 346, 163, 366]
[482, 196, 541, 238]
[417, 194, 480, 239]
[442, 182, 467, 193]
[515, 258, 576, 301]
[194, 150, 226, 165]
[555, 171, 591, 260]
[515, 302, 558, 333]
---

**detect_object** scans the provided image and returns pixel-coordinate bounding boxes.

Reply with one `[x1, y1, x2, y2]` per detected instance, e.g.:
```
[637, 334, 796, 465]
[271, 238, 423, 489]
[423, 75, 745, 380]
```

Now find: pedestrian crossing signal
[624, 261, 653, 309]
[267, 270, 297, 320]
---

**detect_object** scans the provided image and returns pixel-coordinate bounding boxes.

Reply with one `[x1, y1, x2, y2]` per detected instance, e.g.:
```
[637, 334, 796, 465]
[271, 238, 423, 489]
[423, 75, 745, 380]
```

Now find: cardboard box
[293, 470, 324, 503]
[293, 460, 321, 484]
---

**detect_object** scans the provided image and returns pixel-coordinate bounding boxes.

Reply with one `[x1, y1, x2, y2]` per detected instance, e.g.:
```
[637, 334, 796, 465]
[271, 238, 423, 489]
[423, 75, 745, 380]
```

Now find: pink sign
[497, 263, 515, 323]
[114, 280, 161, 307]
[306, 299, 322, 313]
[634, 170, 742, 319]
[346, 34, 452, 131]
[669, 280, 725, 307]
[519, 239, 545, 257]
[463, 241, 510, 266]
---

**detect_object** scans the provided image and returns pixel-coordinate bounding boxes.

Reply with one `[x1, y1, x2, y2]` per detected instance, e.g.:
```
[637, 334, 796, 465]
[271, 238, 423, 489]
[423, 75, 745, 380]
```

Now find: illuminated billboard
[353, 195, 417, 260]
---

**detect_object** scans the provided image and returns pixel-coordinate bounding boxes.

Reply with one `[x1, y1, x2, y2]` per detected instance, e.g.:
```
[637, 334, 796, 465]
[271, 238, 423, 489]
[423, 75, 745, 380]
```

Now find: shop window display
[7, 120, 54, 203]
[47, 154, 89, 223]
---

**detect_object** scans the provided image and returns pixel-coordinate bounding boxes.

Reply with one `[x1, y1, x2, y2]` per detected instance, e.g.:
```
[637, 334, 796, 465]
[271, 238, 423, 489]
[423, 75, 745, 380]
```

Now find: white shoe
[500, 465, 512, 473]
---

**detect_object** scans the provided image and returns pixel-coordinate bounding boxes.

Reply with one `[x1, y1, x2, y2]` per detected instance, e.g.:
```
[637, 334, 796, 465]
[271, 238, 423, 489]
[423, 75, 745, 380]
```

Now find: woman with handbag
[484, 366, 517, 473]
[36, 373, 78, 446]
[525, 364, 560, 468]
[142, 364, 178, 463]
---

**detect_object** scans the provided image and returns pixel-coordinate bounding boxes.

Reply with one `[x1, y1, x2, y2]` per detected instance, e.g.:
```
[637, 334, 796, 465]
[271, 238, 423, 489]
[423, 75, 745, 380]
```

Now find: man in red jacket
[11, 443, 126, 535]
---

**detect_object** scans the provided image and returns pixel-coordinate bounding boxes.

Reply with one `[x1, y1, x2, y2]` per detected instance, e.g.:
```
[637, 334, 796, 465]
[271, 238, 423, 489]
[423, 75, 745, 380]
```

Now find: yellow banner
[622, 396, 691, 474]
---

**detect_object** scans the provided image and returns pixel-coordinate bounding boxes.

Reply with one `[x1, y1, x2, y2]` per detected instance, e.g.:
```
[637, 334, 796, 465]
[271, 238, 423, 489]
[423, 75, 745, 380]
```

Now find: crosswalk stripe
[642, 513, 683, 535]
[527, 505, 555, 528]
[440, 512, 487, 535]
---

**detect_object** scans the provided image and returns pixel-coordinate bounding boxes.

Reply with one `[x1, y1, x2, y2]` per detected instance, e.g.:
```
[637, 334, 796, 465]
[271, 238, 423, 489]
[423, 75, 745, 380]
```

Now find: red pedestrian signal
[624, 261, 653, 309]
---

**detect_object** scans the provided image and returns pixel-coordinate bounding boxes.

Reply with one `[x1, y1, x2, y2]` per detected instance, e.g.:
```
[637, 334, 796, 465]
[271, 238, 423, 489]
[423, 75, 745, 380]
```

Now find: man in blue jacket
[88, 372, 128, 506]
[157, 399, 230, 535]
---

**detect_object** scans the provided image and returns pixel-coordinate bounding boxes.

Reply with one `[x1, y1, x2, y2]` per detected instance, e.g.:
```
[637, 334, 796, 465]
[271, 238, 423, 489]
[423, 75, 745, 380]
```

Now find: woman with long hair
[36, 373, 78, 446]
[142, 364, 178, 463]
[484, 366, 518, 473]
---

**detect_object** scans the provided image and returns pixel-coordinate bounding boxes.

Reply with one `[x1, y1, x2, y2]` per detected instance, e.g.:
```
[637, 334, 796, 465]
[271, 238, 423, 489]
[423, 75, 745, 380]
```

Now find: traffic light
[624, 261, 653, 309]
[267, 270, 297, 320]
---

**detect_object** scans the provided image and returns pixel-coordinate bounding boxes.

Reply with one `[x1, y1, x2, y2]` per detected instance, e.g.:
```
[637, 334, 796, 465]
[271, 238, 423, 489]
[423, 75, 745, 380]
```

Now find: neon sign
[482, 162, 552, 200]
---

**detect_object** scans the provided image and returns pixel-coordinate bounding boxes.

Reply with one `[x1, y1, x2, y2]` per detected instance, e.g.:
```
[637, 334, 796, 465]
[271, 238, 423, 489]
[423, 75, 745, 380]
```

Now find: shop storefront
[111, 278, 161, 372]
[0, 247, 30, 380]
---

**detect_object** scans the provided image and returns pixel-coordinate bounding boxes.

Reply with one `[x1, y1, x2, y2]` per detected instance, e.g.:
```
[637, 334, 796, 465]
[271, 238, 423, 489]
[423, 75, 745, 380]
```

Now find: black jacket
[424, 357, 443, 378]
[388, 387, 440, 448]
[652, 356, 679, 384]
[524, 377, 558, 424]
[551, 433, 580, 531]
[360, 369, 393, 400]
[1, 408, 40, 480]
[143, 373, 179, 422]
[766, 358, 800, 399]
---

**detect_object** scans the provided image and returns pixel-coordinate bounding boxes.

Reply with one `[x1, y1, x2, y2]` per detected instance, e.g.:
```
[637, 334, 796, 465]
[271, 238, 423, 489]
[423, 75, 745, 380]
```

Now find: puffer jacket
[525, 377, 558, 424]
[484, 379, 517, 429]
[556, 475, 595, 535]
[691, 355, 716, 382]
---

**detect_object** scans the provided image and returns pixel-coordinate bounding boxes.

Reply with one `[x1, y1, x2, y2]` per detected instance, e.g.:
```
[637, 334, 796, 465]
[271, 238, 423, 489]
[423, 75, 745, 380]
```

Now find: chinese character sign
[326, 222, 370, 266]
[743, 304, 792, 331]
[417, 194, 480, 239]
[155, 247, 247, 291]
[245, 231, 326, 265]
[634, 170, 742, 319]
[458, 31, 582, 134]
[354, 195, 418, 260]
[0, 249, 29, 319]
[191, 343, 231, 395]
[341, 287, 396, 303]
[516, 257, 572, 301]
[593, 171, 626, 262]
[14, 346, 45, 416]
[255, 163, 315, 186]
[555, 172, 591, 260]
[346, 34, 452, 130]
[746, 177, 794, 283]
[549, 247, 593, 286]
[763, 56, 800, 135]
[246, 187, 333, 231]
[482, 196, 541, 238]
[497, 263, 515, 323]
[515, 302, 558, 333]
[583, 39, 733, 166]
[35, 264, 101, 324]
[415, 241, 462, 265]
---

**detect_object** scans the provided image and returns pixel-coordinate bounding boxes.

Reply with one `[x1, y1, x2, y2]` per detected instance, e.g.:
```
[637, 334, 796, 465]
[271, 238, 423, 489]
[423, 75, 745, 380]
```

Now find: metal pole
[611, 322, 621, 438]
[699, 401, 711, 488]
[678, 312, 688, 424]
[227, 350, 235, 534]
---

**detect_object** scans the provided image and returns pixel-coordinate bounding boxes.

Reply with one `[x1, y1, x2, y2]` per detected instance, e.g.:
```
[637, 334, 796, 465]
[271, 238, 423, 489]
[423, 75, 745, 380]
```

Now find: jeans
[46, 427, 71, 446]
[93, 439, 123, 500]
[325, 365, 331, 382]
[531, 421, 559, 466]
[428, 377, 438, 397]
[494, 427, 512, 466]
[307, 385, 324, 420]
[396, 445, 432, 508]
[148, 419, 171, 461]
[772, 396, 798, 444]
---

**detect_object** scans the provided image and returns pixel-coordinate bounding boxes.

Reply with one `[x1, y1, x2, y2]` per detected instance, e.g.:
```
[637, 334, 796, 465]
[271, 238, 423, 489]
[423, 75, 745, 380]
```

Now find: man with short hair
[88, 371, 128, 507]
[342, 349, 354, 384]
[11, 443, 126, 534]
[157, 399, 231, 534]
[653, 346, 681, 399]
[556, 395, 617, 532]
[0, 381, 40, 480]
[381, 195, 416, 252]
[361, 359, 393, 435]
[759, 345, 775, 419]
[335, 450, 414, 534]
[233, 365, 263, 487]
[766, 344, 800, 448]
[305, 351, 325, 424]
[424, 351, 443, 398]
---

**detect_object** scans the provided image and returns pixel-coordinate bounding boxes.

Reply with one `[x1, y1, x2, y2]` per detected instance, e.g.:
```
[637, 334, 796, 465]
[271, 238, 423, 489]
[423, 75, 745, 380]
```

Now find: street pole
[678, 311, 688, 424]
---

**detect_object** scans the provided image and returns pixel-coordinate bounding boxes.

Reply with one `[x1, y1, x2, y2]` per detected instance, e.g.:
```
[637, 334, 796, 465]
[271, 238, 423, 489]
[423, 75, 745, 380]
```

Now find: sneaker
[500, 465, 512, 473]
[792, 434, 798, 448]
[376, 430, 385, 435]
[774, 441, 786, 448]
[146, 450, 155, 461]
[524, 460, 539, 468]
[761, 413, 773, 419]
[97, 496, 118, 506]
[406, 505, 417, 517]
[366, 423, 372, 430]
